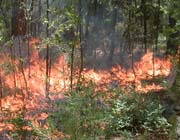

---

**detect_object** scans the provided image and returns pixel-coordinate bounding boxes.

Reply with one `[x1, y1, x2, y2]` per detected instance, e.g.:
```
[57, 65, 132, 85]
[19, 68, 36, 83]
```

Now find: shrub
[9, 111, 33, 139]
[47, 83, 107, 139]
[106, 90, 172, 139]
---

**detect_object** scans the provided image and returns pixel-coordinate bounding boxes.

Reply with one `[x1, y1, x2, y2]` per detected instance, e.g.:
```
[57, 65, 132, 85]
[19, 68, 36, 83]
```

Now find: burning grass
[0, 38, 173, 109]
[0, 38, 174, 137]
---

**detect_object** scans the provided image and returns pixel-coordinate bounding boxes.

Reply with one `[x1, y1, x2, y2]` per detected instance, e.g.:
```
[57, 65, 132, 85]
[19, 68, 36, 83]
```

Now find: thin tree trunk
[38, 0, 42, 35]
[155, 0, 160, 51]
[9, 45, 17, 97]
[27, 8, 31, 78]
[30, 0, 35, 36]
[85, 0, 90, 57]
[27, 31, 30, 78]
[45, 0, 50, 99]
[85, 17, 89, 55]
[108, 6, 117, 67]
[128, 3, 136, 87]
[153, 0, 161, 77]
[48, 53, 52, 92]
[70, 2, 75, 91]
[0, 69, 3, 110]
[77, 0, 84, 89]
[142, 0, 147, 52]
[70, 44, 75, 90]
[18, 37, 29, 98]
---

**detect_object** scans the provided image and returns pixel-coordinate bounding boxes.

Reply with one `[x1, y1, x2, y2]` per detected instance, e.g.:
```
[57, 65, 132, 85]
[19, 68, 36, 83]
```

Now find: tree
[11, 0, 27, 36]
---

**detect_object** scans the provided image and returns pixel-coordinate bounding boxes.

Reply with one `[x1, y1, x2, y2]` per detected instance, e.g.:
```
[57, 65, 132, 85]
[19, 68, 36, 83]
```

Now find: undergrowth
[7, 84, 176, 140]
[106, 89, 172, 139]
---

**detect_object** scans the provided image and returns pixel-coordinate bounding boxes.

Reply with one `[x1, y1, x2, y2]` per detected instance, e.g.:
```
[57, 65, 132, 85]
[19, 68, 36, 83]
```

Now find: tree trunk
[0, 69, 3, 110]
[11, 0, 27, 36]
[77, 0, 84, 89]
[45, 0, 50, 99]
[155, 0, 160, 51]
[84, 1, 90, 57]
[108, 6, 117, 67]
[142, 0, 147, 52]
[38, 0, 42, 35]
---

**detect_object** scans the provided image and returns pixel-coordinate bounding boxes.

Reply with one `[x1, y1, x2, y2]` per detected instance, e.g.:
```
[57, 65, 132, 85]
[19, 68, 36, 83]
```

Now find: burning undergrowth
[82, 50, 172, 93]
[0, 38, 173, 135]
[0, 38, 173, 107]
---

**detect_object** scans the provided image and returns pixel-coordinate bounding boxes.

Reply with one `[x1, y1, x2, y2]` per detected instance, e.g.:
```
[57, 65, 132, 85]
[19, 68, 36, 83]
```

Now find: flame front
[0, 38, 172, 132]
[82, 50, 172, 93]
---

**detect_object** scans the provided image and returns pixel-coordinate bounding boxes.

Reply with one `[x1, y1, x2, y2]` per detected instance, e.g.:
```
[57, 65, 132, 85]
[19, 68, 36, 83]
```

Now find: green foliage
[46, 84, 107, 139]
[6, 86, 177, 139]
[41, 4, 79, 48]
[9, 111, 31, 139]
[31, 120, 54, 140]
[106, 90, 172, 139]
[1, 62, 15, 75]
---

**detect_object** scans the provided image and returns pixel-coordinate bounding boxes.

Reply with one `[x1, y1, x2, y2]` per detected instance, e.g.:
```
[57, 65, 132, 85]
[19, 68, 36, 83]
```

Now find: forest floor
[0, 39, 180, 139]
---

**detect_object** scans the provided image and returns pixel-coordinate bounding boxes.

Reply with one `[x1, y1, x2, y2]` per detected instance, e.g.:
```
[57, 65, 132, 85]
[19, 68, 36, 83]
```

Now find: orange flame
[0, 38, 173, 132]
[81, 50, 171, 93]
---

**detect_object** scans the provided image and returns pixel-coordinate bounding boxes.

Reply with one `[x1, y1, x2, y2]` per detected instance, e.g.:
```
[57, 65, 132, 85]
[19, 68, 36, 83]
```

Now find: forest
[0, 0, 180, 139]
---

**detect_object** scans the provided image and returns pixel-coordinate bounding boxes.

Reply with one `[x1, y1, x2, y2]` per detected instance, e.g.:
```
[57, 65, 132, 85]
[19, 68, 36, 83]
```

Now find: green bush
[13, 86, 173, 139]
[9, 111, 33, 139]
[47, 83, 107, 139]
[106, 90, 172, 139]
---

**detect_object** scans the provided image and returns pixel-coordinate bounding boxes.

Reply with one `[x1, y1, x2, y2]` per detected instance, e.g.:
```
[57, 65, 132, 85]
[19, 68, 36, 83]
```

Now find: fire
[0, 38, 173, 132]
[0, 39, 172, 101]
[81, 50, 171, 93]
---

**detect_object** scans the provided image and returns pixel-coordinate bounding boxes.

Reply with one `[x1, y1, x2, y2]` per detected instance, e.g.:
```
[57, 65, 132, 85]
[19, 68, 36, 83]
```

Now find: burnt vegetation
[0, 0, 180, 139]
